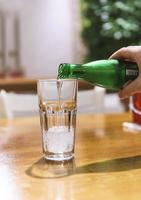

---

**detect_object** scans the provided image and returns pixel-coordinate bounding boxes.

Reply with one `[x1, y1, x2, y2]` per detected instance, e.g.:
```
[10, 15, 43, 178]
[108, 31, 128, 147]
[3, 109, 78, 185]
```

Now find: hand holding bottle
[110, 46, 141, 99]
[58, 58, 138, 91]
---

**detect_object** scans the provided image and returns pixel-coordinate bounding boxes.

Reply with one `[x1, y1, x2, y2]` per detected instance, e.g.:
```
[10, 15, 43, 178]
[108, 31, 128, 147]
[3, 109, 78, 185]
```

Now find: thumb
[119, 77, 141, 99]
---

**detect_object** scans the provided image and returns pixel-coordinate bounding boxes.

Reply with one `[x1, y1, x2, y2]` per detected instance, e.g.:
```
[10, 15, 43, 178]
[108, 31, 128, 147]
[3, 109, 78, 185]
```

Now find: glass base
[27, 157, 75, 178]
[44, 153, 74, 161]
[123, 122, 141, 132]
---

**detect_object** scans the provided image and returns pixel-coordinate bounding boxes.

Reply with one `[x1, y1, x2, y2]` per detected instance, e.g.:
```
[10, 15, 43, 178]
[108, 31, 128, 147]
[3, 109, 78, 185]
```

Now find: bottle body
[58, 59, 138, 90]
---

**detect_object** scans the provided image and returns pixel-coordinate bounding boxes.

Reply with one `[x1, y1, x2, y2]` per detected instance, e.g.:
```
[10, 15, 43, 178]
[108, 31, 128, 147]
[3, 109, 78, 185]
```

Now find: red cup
[131, 93, 141, 125]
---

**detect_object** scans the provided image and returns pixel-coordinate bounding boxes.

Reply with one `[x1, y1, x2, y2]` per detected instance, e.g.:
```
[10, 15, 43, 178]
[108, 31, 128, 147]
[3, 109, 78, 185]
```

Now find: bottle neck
[70, 64, 85, 78]
[58, 63, 84, 79]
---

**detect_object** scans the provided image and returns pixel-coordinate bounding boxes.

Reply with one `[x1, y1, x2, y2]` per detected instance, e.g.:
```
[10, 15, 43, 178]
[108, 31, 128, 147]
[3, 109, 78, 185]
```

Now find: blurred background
[0, 0, 141, 117]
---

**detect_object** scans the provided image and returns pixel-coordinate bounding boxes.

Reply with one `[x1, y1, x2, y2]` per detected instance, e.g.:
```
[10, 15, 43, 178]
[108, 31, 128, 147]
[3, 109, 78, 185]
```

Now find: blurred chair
[0, 90, 38, 119]
[0, 86, 106, 119]
[104, 93, 125, 113]
[77, 86, 105, 114]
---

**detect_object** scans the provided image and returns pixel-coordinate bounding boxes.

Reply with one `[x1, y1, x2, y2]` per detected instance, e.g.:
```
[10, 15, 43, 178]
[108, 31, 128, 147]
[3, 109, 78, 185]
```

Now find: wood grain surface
[0, 113, 141, 200]
[0, 78, 93, 92]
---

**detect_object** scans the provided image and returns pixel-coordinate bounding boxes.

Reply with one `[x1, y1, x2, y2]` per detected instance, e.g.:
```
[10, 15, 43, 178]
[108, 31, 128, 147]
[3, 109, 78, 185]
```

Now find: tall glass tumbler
[37, 79, 78, 161]
[130, 93, 141, 125]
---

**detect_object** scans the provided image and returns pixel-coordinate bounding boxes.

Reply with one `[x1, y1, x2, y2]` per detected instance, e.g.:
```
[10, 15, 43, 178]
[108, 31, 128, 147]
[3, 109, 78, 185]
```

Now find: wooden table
[0, 77, 37, 92]
[0, 77, 94, 92]
[1, 112, 141, 200]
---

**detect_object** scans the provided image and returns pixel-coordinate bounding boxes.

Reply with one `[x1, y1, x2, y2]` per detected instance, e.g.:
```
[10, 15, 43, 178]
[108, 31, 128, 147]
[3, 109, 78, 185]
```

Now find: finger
[119, 77, 141, 99]
[109, 47, 136, 61]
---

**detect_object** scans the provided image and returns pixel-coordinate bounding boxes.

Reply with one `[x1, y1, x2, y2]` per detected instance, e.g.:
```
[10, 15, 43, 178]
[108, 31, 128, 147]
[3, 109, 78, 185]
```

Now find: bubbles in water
[43, 126, 74, 153]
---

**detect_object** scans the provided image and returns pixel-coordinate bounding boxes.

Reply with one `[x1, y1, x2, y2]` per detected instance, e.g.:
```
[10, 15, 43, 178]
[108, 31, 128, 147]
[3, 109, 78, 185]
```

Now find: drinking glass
[130, 93, 141, 125]
[37, 79, 78, 161]
[123, 93, 141, 132]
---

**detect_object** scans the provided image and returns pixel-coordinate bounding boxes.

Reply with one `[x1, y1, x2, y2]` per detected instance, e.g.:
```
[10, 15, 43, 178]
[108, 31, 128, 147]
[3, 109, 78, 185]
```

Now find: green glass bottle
[58, 59, 139, 90]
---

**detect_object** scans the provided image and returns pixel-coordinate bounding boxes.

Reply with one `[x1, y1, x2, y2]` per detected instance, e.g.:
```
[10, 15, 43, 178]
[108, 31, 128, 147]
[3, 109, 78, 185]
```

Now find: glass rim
[38, 78, 77, 83]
